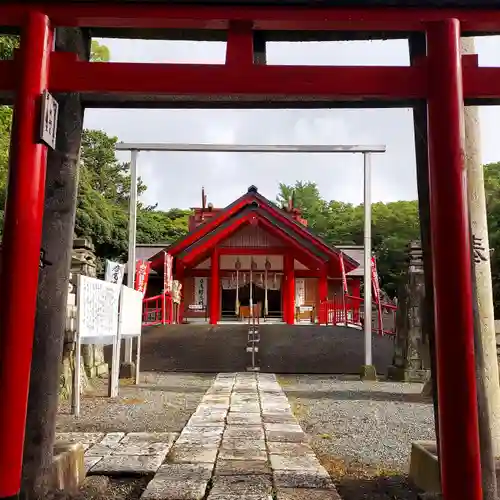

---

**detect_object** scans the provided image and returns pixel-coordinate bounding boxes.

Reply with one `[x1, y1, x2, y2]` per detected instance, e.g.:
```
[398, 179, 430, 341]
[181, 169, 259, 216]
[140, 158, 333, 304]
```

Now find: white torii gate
[115, 142, 386, 370]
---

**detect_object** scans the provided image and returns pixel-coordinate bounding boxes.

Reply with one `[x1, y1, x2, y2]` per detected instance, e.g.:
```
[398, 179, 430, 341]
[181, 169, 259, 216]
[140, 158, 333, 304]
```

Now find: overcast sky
[84, 36, 500, 210]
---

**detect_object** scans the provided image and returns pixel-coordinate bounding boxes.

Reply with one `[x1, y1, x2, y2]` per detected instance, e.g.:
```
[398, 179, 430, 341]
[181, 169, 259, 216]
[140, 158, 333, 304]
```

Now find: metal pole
[116, 143, 386, 154]
[363, 152, 373, 367]
[124, 149, 138, 364]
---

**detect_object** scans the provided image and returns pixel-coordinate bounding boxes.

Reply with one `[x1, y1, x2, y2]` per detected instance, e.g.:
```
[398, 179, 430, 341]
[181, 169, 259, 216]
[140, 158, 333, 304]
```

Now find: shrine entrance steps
[140, 324, 394, 375]
[67, 373, 341, 500]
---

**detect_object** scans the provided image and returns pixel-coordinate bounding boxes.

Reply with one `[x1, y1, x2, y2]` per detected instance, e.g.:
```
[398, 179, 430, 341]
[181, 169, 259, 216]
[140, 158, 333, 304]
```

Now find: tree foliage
[278, 182, 420, 298]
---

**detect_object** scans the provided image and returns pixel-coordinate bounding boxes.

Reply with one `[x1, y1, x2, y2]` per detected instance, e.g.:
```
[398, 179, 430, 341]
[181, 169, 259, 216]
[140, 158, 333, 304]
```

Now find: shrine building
[145, 186, 364, 325]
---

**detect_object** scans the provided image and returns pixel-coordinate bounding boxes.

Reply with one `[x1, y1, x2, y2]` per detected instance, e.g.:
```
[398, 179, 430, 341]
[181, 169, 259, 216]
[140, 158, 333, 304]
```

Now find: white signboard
[77, 275, 121, 344]
[295, 279, 306, 307]
[119, 285, 143, 339]
[194, 277, 207, 306]
[73, 275, 121, 417]
[105, 260, 125, 285]
[109, 285, 144, 398]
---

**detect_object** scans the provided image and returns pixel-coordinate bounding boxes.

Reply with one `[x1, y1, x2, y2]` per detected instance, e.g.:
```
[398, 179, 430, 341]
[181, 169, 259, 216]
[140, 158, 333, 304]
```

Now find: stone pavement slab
[91, 455, 165, 475]
[214, 460, 272, 476]
[209, 474, 273, 496]
[167, 444, 219, 464]
[223, 426, 265, 440]
[59, 373, 341, 500]
[141, 464, 214, 500]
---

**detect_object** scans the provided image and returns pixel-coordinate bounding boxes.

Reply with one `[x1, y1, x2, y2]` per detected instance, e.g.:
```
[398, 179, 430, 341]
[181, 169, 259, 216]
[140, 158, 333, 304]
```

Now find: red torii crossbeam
[0, 3, 492, 500]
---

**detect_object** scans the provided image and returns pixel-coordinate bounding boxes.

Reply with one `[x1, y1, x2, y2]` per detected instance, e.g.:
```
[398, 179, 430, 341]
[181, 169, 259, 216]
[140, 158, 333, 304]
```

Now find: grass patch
[290, 400, 308, 420]
[277, 375, 294, 387]
[318, 454, 401, 480]
[121, 397, 145, 405]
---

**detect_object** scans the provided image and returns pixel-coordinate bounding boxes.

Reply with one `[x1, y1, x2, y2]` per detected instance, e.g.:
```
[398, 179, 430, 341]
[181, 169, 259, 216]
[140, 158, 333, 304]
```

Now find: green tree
[75, 128, 190, 262]
[484, 162, 500, 315]
[90, 39, 110, 62]
[277, 180, 420, 297]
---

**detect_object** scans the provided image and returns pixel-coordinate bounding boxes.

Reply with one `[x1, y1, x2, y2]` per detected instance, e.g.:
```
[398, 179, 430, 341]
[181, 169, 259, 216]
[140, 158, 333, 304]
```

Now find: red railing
[142, 292, 181, 326]
[319, 294, 397, 335]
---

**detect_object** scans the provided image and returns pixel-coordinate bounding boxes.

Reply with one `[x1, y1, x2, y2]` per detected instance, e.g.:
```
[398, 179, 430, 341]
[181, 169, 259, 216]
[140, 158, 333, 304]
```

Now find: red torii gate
[0, 3, 497, 500]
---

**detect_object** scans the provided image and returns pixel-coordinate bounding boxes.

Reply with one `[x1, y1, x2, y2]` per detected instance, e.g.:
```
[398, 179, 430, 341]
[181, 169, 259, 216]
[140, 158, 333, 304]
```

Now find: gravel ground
[57, 372, 214, 433]
[54, 372, 214, 499]
[278, 374, 436, 500]
[46, 477, 151, 500]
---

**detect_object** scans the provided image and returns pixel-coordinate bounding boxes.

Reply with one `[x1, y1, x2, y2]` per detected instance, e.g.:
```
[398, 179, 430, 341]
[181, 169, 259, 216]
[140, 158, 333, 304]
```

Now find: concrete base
[359, 365, 377, 381]
[409, 441, 440, 495]
[48, 442, 86, 493]
[119, 361, 135, 379]
[387, 366, 430, 383]
[421, 379, 434, 397]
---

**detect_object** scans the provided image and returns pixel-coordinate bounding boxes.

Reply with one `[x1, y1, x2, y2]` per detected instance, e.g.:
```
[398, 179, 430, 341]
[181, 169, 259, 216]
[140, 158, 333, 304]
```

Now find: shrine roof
[149, 186, 359, 273]
[177, 204, 331, 263]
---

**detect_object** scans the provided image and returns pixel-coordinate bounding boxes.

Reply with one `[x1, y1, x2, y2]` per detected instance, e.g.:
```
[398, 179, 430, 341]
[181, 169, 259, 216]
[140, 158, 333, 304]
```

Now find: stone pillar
[461, 36, 500, 456]
[388, 241, 431, 382]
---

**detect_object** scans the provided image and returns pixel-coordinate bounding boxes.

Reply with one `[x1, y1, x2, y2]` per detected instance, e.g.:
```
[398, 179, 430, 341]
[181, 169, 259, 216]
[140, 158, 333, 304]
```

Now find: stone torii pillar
[462, 37, 500, 457]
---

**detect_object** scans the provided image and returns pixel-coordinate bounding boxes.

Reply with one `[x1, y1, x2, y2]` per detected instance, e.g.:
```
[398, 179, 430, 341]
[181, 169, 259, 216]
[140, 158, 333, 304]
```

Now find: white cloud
[84, 36, 500, 210]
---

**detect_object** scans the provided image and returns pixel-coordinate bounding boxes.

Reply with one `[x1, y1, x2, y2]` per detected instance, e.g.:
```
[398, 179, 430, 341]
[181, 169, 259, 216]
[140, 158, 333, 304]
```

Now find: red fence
[319, 294, 397, 335]
[142, 293, 182, 326]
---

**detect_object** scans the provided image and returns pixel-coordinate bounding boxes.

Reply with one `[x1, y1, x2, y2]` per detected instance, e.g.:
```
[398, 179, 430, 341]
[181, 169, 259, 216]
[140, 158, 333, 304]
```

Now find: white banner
[164, 252, 173, 293]
[194, 277, 207, 306]
[119, 285, 143, 339]
[295, 278, 305, 306]
[104, 260, 125, 285]
[77, 275, 121, 344]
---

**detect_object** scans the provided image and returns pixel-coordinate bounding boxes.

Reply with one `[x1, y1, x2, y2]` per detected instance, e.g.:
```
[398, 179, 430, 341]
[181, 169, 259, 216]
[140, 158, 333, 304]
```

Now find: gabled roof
[179, 205, 329, 270]
[149, 186, 359, 274]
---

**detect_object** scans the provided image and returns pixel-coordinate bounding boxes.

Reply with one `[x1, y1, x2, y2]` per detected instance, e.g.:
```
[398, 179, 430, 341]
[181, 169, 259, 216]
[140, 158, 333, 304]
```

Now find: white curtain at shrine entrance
[221, 274, 282, 290]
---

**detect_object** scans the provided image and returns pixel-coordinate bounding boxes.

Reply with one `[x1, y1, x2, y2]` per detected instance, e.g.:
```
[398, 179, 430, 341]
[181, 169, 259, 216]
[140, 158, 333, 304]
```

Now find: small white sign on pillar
[39, 90, 59, 150]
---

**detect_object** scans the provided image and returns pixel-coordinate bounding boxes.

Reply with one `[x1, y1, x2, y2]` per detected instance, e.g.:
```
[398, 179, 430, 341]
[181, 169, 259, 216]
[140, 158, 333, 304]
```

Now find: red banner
[371, 255, 384, 333]
[164, 251, 173, 294]
[340, 253, 348, 294]
[135, 260, 151, 297]
[370, 256, 380, 303]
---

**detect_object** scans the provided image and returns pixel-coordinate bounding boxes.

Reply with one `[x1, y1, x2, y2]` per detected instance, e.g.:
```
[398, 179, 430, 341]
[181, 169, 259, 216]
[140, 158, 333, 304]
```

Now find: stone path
[57, 373, 341, 500]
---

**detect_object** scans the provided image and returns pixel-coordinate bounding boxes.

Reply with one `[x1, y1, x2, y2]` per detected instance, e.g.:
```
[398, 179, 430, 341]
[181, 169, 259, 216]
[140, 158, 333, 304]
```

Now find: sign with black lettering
[39, 90, 58, 150]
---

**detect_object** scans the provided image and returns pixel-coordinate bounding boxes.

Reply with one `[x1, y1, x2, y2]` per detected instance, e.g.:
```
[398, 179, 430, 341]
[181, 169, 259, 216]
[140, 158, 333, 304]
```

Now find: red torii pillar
[0, 11, 53, 500]
[427, 19, 482, 500]
[283, 254, 295, 325]
[318, 268, 328, 325]
[351, 277, 361, 324]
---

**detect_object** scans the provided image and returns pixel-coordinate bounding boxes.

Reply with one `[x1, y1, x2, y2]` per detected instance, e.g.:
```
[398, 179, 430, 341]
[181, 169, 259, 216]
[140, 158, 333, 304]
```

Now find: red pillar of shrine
[351, 278, 361, 323]
[284, 254, 295, 325]
[0, 12, 53, 499]
[318, 269, 328, 325]
[210, 249, 220, 325]
[426, 19, 482, 500]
